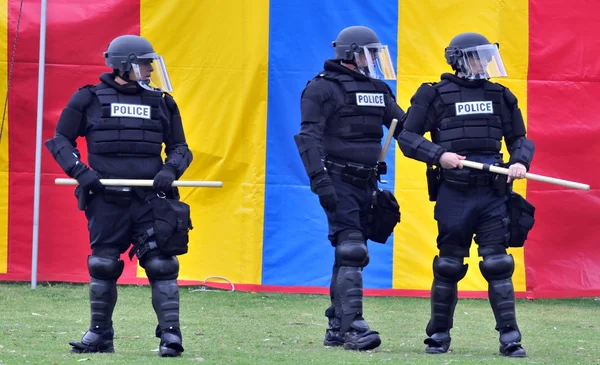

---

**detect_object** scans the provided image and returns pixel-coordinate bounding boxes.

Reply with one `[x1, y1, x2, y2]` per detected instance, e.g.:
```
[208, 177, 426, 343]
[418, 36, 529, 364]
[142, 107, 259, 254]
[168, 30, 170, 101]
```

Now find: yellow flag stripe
[139, 0, 270, 283]
[394, 0, 529, 291]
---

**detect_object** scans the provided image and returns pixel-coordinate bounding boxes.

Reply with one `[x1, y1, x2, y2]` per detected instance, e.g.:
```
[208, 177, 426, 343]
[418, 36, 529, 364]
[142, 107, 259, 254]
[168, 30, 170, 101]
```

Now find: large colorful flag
[0, 0, 598, 299]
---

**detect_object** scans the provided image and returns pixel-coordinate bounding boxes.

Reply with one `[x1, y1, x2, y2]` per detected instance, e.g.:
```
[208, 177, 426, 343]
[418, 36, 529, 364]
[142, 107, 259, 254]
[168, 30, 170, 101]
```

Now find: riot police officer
[294, 25, 404, 351]
[397, 32, 534, 357]
[45, 35, 193, 357]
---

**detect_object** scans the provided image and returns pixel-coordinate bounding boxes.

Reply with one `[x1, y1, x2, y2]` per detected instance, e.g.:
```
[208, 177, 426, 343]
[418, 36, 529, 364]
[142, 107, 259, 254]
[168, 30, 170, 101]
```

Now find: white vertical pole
[32, 0, 48, 289]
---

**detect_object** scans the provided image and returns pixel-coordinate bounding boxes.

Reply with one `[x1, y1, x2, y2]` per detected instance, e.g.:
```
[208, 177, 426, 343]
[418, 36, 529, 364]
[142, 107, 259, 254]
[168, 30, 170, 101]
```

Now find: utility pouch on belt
[75, 186, 89, 211]
[507, 191, 535, 247]
[426, 165, 441, 202]
[151, 197, 194, 256]
[492, 173, 509, 196]
[341, 162, 374, 188]
[367, 189, 401, 244]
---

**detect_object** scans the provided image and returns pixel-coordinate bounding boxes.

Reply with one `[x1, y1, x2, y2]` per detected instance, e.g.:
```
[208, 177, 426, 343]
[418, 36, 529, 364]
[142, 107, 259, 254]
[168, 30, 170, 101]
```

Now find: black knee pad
[479, 254, 515, 281]
[335, 230, 369, 267]
[88, 255, 124, 280]
[142, 254, 179, 280]
[433, 256, 468, 282]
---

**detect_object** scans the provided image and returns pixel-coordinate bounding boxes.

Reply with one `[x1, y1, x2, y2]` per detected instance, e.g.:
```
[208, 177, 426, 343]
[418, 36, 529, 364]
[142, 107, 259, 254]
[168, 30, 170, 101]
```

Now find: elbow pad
[44, 137, 82, 176]
[293, 134, 325, 178]
[509, 138, 535, 170]
[397, 130, 445, 165]
[165, 146, 193, 178]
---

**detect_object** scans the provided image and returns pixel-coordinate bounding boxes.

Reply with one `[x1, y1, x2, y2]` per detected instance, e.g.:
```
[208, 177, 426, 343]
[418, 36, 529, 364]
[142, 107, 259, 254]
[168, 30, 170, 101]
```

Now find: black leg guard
[480, 254, 526, 357]
[89, 278, 118, 330]
[70, 255, 123, 354]
[323, 263, 344, 347]
[336, 267, 364, 334]
[425, 256, 468, 354]
[332, 230, 380, 351]
[143, 253, 184, 357]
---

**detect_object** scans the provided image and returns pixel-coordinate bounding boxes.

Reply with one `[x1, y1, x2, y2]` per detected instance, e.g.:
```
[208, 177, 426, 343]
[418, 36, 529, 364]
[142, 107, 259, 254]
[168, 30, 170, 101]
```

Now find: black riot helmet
[332, 26, 396, 80]
[103, 35, 173, 92]
[444, 32, 507, 80]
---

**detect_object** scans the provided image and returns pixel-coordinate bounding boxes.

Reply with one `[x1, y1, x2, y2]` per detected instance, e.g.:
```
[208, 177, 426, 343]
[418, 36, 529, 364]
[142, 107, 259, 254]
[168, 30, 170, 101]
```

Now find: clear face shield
[354, 44, 396, 80]
[131, 54, 173, 92]
[459, 44, 507, 80]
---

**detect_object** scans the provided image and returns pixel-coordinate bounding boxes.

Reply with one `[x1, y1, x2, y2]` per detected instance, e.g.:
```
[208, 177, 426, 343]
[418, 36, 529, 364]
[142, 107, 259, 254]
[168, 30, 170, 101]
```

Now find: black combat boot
[69, 328, 114, 353]
[424, 332, 451, 354]
[156, 326, 184, 357]
[342, 317, 381, 351]
[499, 328, 526, 357]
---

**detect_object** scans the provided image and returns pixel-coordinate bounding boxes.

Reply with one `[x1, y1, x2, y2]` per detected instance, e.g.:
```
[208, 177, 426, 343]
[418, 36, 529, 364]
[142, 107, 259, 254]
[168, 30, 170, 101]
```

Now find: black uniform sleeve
[44, 86, 94, 178]
[501, 87, 535, 170]
[397, 83, 446, 165]
[162, 94, 193, 178]
[382, 84, 405, 139]
[294, 78, 335, 178]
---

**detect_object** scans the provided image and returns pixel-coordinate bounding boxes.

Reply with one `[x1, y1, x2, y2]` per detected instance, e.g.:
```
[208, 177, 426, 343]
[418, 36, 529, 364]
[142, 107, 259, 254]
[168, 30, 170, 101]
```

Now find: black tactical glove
[74, 167, 104, 194]
[153, 165, 177, 192]
[311, 172, 338, 213]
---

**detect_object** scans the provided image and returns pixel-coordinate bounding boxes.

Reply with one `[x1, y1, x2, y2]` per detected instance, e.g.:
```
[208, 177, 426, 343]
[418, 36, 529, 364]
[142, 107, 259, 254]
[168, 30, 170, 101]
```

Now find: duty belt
[325, 159, 376, 188]
[468, 174, 494, 187]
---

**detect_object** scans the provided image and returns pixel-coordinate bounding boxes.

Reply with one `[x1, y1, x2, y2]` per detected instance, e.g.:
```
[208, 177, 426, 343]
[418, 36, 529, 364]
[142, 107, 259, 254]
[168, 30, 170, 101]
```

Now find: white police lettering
[356, 93, 385, 107]
[110, 103, 151, 119]
[455, 101, 493, 116]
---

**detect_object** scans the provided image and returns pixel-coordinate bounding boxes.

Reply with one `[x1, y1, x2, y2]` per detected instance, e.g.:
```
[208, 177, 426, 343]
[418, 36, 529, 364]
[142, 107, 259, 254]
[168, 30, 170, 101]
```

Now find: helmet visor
[460, 44, 507, 79]
[356, 45, 396, 80]
[132, 55, 173, 92]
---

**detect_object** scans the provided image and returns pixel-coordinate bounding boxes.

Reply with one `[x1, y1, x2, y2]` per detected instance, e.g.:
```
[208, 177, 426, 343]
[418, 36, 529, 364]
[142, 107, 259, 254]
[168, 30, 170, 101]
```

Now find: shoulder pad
[162, 92, 177, 110]
[383, 82, 396, 100]
[413, 83, 437, 103]
[64, 85, 97, 111]
[502, 86, 518, 106]
[301, 77, 331, 101]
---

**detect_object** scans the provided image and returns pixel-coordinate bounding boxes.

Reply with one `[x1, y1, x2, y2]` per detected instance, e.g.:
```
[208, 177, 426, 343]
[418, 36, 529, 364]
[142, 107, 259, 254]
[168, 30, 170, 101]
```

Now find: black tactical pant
[86, 187, 155, 255]
[325, 172, 375, 246]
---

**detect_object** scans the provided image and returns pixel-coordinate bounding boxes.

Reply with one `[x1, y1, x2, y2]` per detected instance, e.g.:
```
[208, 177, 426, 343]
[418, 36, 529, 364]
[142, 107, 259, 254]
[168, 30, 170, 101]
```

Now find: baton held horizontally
[460, 160, 590, 191]
[54, 178, 223, 188]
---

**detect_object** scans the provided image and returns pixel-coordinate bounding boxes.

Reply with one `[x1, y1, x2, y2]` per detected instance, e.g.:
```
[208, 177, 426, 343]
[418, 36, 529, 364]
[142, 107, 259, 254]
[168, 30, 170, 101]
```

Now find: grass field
[0, 282, 598, 364]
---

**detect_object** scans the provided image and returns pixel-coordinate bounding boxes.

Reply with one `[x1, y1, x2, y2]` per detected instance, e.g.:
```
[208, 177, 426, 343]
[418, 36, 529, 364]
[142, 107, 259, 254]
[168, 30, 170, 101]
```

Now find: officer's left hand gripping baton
[460, 160, 590, 191]
[55, 178, 223, 188]
[377, 118, 399, 184]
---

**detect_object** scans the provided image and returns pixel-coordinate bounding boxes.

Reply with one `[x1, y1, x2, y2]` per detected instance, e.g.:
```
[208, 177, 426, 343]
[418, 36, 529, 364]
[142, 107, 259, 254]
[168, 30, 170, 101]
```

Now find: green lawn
[0, 283, 598, 364]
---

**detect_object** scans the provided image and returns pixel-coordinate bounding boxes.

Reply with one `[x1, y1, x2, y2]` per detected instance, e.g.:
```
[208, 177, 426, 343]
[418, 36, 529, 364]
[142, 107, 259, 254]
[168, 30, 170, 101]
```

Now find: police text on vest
[455, 101, 493, 115]
[110, 103, 151, 119]
[356, 93, 385, 107]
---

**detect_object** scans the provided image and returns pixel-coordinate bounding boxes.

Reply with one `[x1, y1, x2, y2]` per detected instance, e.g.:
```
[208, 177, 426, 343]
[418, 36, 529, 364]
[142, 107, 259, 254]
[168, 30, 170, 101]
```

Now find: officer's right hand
[311, 174, 338, 213]
[76, 168, 104, 194]
[439, 152, 466, 169]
